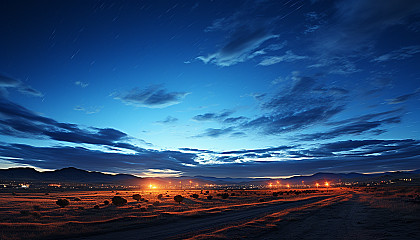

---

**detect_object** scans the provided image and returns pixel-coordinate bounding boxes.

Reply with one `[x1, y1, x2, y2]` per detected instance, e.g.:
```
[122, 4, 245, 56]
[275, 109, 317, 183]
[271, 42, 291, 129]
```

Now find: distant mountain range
[0, 167, 419, 186]
[0, 167, 138, 184]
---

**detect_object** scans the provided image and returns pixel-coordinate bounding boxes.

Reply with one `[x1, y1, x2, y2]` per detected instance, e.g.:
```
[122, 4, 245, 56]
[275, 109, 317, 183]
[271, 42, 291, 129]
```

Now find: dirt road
[69, 195, 334, 240]
[68, 191, 420, 240]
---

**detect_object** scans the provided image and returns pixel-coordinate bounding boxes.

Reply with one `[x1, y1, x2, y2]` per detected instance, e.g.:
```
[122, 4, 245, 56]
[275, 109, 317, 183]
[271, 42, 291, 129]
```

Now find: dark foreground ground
[1, 187, 419, 240]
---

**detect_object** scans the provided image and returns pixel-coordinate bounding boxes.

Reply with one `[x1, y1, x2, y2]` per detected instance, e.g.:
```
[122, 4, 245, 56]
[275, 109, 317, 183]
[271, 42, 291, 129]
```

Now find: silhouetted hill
[0, 167, 140, 184]
[0, 167, 418, 185]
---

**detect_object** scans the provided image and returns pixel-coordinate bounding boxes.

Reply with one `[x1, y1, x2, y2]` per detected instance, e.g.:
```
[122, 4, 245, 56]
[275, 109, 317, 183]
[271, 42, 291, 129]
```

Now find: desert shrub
[207, 196, 213, 200]
[73, 197, 81, 201]
[132, 194, 141, 202]
[140, 198, 145, 201]
[206, 191, 209, 194]
[174, 195, 184, 204]
[217, 193, 222, 196]
[259, 198, 266, 202]
[191, 194, 199, 199]
[56, 199, 69, 208]
[33, 205, 41, 211]
[45, 192, 49, 195]
[153, 201, 160, 206]
[12, 192, 17, 196]
[157, 194, 163, 200]
[115, 192, 120, 195]
[140, 207, 147, 212]
[273, 192, 278, 197]
[112, 196, 127, 206]
[221, 193, 229, 199]
[93, 205, 100, 209]
[166, 195, 169, 197]
[20, 210, 30, 216]
[144, 199, 149, 202]
[231, 193, 235, 196]
[104, 200, 110, 205]
[78, 206, 85, 210]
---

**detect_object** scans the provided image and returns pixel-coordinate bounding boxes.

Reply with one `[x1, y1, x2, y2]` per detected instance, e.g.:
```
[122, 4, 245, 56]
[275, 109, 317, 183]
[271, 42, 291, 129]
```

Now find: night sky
[0, 0, 419, 178]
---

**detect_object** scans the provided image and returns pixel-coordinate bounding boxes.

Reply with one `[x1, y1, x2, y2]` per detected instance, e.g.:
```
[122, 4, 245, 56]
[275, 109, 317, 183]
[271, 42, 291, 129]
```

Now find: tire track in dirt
[70, 194, 339, 240]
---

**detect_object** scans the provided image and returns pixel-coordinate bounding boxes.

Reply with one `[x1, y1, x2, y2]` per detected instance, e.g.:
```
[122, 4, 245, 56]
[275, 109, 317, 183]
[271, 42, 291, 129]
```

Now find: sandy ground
[0, 187, 419, 240]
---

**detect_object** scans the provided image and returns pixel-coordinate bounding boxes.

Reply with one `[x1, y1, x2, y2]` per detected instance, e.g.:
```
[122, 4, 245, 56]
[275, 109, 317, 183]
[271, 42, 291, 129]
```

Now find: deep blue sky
[0, 0, 419, 178]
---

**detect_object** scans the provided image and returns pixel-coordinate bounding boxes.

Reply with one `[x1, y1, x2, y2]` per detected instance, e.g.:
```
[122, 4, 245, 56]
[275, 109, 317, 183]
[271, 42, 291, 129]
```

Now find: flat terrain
[0, 187, 419, 240]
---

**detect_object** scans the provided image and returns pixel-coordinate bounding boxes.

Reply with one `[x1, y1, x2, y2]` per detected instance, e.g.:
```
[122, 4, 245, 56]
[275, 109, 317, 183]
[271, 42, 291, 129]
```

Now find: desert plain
[0, 186, 419, 240]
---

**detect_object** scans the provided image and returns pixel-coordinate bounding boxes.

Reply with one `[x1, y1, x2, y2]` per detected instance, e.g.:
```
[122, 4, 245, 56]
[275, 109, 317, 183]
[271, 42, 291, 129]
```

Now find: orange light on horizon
[316, 183, 320, 188]
[269, 183, 273, 187]
[286, 184, 290, 188]
[149, 184, 157, 189]
[325, 182, 329, 187]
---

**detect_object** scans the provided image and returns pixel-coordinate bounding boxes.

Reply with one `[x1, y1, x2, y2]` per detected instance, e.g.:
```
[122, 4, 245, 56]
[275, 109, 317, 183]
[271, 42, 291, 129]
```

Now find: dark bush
[33, 205, 41, 211]
[207, 196, 213, 200]
[132, 194, 141, 202]
[221, 193, 229, 199]
[259, 198, 266, 202]
[56, 199, 69, 208]
[73, 197, 81, 201]
[78, 206, 85, 210]
[93, 205, 100, 209]
[104, 200, 110, 205]
[157, 194, 163, 200]
[153, 201, 160, 206]
[174, 195, 184, 204]
[191, 194, 199, 199]
[273, 192, 278, 197]
[230, 193, 235, 196]
[140, 207, 147, 212]
[112, 196, 127, 206]
[206, 191, 209, 194]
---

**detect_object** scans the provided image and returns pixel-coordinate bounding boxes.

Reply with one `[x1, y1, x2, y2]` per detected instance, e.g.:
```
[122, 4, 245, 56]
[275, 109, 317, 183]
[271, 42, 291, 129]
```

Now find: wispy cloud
[241, 75, 348, 134]
[258, 50, 308, 66]
[197, 1, 302, 67]
[0, 74, 43, 97]
[194, 127, 235, 138]
[298, 109, 403, 141]
[192, 110, 233, 121]
[115, 86, 190, 108]
[74, 105, 102, 114]
[0, 98, 147, 151]
[156, 116, 178, 124]
[74, 81, 89, 88]
[197, 30, 279, 67]
[387, 88, 420, 104]
[0, 144, 197, 175]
